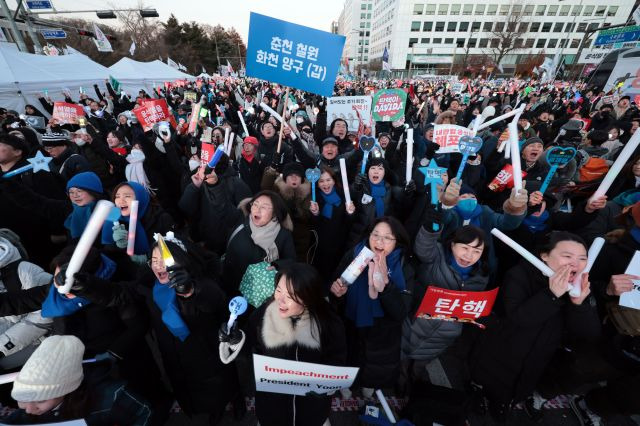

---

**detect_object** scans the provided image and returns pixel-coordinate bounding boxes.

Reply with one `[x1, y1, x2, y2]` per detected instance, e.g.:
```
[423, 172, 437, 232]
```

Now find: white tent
[109, 57, 194, 94]
[0, 43, 113, 115]
[197, 72, 212, 79]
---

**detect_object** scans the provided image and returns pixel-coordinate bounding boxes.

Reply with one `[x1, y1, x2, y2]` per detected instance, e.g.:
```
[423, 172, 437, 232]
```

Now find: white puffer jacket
[0, 238, 53, 356]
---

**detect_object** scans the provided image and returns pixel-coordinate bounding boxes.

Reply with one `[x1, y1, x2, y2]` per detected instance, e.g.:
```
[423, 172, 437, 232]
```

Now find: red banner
[133, 99, 175, 132]
[415, 286, 499, 327]
[200, 142, 216, 167]
[488, 164, 527, 192]
[51, 102, 85, 124]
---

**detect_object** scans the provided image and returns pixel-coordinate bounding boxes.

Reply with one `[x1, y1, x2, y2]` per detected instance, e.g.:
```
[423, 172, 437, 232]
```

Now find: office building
[337, 0, 373, 67]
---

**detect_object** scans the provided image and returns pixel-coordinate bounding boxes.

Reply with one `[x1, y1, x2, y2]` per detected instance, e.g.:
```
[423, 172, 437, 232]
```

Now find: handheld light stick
[126, 200, 139, 257]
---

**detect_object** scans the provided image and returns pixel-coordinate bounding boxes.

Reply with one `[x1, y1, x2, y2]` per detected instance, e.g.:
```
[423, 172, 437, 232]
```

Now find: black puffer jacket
[402, 227, 488, 361]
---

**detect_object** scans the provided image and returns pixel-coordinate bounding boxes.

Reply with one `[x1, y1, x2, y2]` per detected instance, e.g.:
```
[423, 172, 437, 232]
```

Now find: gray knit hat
[12, 335, 84, 402]
[41, 131, 70, 147]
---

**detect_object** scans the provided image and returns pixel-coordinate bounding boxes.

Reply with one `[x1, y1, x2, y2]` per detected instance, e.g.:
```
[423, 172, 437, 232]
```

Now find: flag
[129, 40, 136, 56]
[202, 65, 207, 74]
[167, 57, 179, 69]
[227, 60, 234, 74]
[555, 58, 566, 80]
[159, 55, 163, 61]
[92, 23, 112, 52]
[382, 47, 391, 71]
[109, 75, 121, 93]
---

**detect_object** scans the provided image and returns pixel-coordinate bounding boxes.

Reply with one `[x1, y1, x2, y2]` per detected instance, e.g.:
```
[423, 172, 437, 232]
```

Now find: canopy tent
[109, 57, 194, 94]
[197, 72, 212, 79]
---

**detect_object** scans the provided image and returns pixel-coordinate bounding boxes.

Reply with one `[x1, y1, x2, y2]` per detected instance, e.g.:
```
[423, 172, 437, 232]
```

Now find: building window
[514, 38, 523, 47]
[495, 22, 504, 32]
[411, 21, 420, 31]
[490, 38, 500, 48]
[468, 38, 477, 47]
[542, 23, 551, 32]
[487, 4, 497, 15]
[571, 5, 582, 16]
[595, 5, 606, 16]
[536, 39, 546, 48]
[570, 39, 580, 48]
[525, 38, 535, 48]
[548, 39, 558, 48]
[566, 22, 576, 32]
[463, 4, 473, 15]
[530, 22, 541, 32]
[548, 5, 558, 16]
[438, 4, 448, 15]
[471, 21, 481, 31]
[559, 5, 570, 16]
[553, 22, 563, 32]
[577, 23, 587, 32]
[535, 5, 546, 16]
[608, 6, 618, 16]
[450, 4, 461, 15]
[361, 13, 366, 19]
[456, 38, 465, 47]
[409, 38, 418, 47]
[368, 4, 372, 10]
[524, 5, 534, 16]
[361, 3, 366, 10]
[513, 4, 522, 15]
[445, 37, 454, 44]
[587, 23, 599, 32]
[484, 21, 493, 31]
[421, 38, 430, 43]
[425, 4, 436, 15]
[433, 37, 442, 44]
[413, 4, 423, 15]
[519, 22, 529, 32]
[423, 21, 433, 31]
[475, 4, 485, 15]
[499, 4, 509, 15]
[447, 22, 457, 32]
[435, 21, 445, 31]
[459, 21, 469, 32]
[479, 38, 489, 48]
[583, 5, 594, 16]
[559, 39, 567, 48]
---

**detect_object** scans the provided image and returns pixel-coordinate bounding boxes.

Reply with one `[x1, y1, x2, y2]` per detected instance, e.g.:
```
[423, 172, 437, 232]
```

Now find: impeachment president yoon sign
[246, 12, 345, 97]
[253, 354, 359, 396]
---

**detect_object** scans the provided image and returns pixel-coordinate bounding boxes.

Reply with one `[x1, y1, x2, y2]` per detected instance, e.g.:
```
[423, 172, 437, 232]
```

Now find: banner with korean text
[253, 354, 359, 396]
[133, 99, 175, 132]
[327, 96, 372, 131]
[51, 102, 85, 125]
[246, 12, 346, 97]
[433, 124, 474, 154]
[414, 286, 498, 327]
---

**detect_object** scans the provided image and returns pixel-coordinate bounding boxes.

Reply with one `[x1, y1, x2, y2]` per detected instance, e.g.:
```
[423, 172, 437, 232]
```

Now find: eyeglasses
[250, 202, 273, 212]
[370, 232, 396, 244]
[147, 259, 166, 269]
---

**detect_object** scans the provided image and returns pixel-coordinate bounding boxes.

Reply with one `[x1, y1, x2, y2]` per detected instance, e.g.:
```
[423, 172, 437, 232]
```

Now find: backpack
[579, 157, 609, 182]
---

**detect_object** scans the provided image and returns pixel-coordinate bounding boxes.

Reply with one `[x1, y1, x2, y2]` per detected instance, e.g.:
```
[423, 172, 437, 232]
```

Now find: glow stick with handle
[508, 121, 523, 191]
[405, 129, 413, 184]
[259, 102, 297, 140]
[227, 132, 235, 156]
[339, 158, 352, 205]
[126, 200, 139, 257]
[59, 200, 114, 294]
[569, 237, 605, 297]
[477, 106, 520, 132]
[376, 389, 397, 423]
[223, 127, 230, 154]
[590, 129, 640, 201]
[156, 235, 175, 268]
[491, 228, 554, 277]
[227, 296, 248, 330]
[237, 111, 249, 137]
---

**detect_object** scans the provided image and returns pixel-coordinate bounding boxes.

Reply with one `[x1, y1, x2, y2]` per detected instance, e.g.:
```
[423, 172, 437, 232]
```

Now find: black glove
[421, 205, 443, 231]
[404, 180, 416, 195]
[425, 141, 440, 160]
[218, 322, 243, 345]
[167, 266, 194, 296]
[54, 264, 91, 294]
[354, 173, 367, 191]
[270, 152, 285, 172]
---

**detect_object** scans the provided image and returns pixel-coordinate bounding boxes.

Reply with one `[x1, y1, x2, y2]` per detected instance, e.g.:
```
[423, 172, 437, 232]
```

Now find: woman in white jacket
[0, 233, 53, 369]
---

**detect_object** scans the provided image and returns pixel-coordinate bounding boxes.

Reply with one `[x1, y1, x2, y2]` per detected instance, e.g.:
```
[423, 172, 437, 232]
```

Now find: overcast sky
[8, 0, 345, 41]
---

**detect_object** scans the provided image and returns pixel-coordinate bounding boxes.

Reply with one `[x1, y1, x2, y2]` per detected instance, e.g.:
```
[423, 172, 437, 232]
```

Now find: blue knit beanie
[66, 172, 103, 194]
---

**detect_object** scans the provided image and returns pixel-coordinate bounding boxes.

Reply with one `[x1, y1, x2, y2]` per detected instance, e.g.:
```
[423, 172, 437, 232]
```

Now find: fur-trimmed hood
[274, 175, 311, 202]
[261, 300, 320, 350]
[237, 198, 294, 231]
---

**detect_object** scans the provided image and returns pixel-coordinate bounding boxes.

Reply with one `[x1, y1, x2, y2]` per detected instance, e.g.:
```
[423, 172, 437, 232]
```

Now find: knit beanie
[321, 136, 339, 147]
[521, 137, 544, 150]
[66, 171, 104, 194]
[42, 132, 70, 147]
[12, 335, 84, 402]
[0, 133, 28, 153]
[282, 162, 305, 182]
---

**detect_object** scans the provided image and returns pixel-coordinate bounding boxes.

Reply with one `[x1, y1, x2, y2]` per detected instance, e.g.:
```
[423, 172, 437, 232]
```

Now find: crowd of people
[0, 73, 638, 426]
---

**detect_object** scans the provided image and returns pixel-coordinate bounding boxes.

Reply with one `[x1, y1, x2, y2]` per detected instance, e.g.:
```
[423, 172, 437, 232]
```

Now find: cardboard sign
[372, 89, 407, 122]
[451, 82, 464, 94]
[132, 99, 174, 132]
[188, 103, 202, 134]
[246, 12, 346, 96]
[327, 96, 372, 131]
[184, 91, 197, 102]
[433, 124, 474, 154]
[200, 142, 216, 167]
[52, 102, 85, 124]
[253, 354, 359, 396]
[415, 286, 499, 327]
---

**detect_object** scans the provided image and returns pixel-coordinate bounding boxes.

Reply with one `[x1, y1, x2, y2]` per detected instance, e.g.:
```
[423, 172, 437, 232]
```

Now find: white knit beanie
[12, 335, 84, 402]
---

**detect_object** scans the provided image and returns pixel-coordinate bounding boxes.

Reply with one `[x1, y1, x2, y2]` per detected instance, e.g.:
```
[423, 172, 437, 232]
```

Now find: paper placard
[433, 124, 474, 154]
[327, 96, 372, 131]
[415, 286, 498, 326]
[52, 102, 85, 124]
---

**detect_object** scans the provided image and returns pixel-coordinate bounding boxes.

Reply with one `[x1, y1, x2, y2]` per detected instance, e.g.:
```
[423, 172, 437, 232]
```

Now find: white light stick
[405, 129, 413, 184]
[508, 121, 523, 191]
[590, 129, 640, 201]
[60, 201, 115, 294]
[223, 127, 230, 153]
[227, 132, 235, 155]
[126, 200, 139, 257]
[259, 102, 297, 140]
[491, 228, 554, 277]
[237, 110, 249, 137]
[375, 389, 397, 423]
[477, 107, 520, 132]
[569, 237, 605, 297]
[339, 158, 352, 205]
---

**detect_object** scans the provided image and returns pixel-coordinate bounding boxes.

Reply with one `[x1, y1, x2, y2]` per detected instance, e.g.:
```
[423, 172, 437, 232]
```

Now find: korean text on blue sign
[246, 12, 345, 97]
[26, 0, 53, 9]
[40, 29, 66, 39]
[594, 25, 640, 46]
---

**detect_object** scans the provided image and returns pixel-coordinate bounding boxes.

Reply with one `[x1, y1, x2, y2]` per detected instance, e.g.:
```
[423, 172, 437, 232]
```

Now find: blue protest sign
[26, 0, 52, 9]
[40, 29, 66, 39]
[246, 12, 345, 97]
[539, 147, 576, 194]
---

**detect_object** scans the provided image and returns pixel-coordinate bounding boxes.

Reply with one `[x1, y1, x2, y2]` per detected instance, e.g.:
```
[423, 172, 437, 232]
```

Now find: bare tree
[110, 1, 163, 60]
[485, 1, 528, 71]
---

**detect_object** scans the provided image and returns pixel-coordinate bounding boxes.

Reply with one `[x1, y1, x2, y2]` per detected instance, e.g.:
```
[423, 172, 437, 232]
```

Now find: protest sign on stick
[433, 124, 474, 154]
[414, 286, 499, 328]
[52, 102, 85, 124]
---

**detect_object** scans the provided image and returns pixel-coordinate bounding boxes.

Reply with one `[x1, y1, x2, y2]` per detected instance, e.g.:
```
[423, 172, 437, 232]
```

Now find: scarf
[454, 201, 483, 226]
[249, 219, 281, 262]
[241, 150, 255, 163]
[369, 181, 386, 218]
[522, 210, 550, 233]
[64, 201, 96, 239]
[112, 147, 128, 156]
[345, 242, 405, 328]
[125, 149, 151, 191]
[320, 188, 342, 219]
[101, 182, 150, 255]
[41, 254, 117, 318]
[631, 226, 640, 245]
[447, 252, 473, 281]
[153, 280, 190, 341]
[612, 190, 640, 207]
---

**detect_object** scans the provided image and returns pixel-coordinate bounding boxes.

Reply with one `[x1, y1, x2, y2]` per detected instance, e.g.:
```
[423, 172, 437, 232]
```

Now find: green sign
[109, 75, 121, 93]
[372, 88, 407, 122]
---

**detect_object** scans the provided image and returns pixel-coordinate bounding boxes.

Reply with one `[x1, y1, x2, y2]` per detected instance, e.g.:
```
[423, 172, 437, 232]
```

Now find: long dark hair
[274, 263, 330, 341]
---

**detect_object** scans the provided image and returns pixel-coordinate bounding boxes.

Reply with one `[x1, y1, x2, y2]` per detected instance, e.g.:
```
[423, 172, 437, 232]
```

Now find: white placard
[327, 96, 372, 131]
[253, 354, 359, 396]
[620, 251, 640, 310]
[433, 124, 474, 154]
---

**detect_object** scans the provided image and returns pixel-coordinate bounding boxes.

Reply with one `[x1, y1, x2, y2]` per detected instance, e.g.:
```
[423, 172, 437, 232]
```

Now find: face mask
[188, 159, 200, 171]
[74, 138, 86, 146]
[95, 109, 104, 118]
[457, 198, 478, 214]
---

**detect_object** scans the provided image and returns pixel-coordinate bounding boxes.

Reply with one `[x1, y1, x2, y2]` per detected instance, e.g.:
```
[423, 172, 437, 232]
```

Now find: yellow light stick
[157, 235, 175, 268]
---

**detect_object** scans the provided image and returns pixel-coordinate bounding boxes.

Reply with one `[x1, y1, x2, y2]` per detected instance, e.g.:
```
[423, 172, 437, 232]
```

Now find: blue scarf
[612, 190, 640, 207]
[369, 181, 386, 218]
[64, 201, 96, 239]
[101, 182, 150, 255]
[320, 188, 342, 219]
[447, 252, 473, 281]
[345, 242, 405, 328]
[41, 254, 117, 318]
[631, 226, 640, 245]
[454, 200, 483, 226]
[522, 210, 550, 233]
[153, 280, 191, 341]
